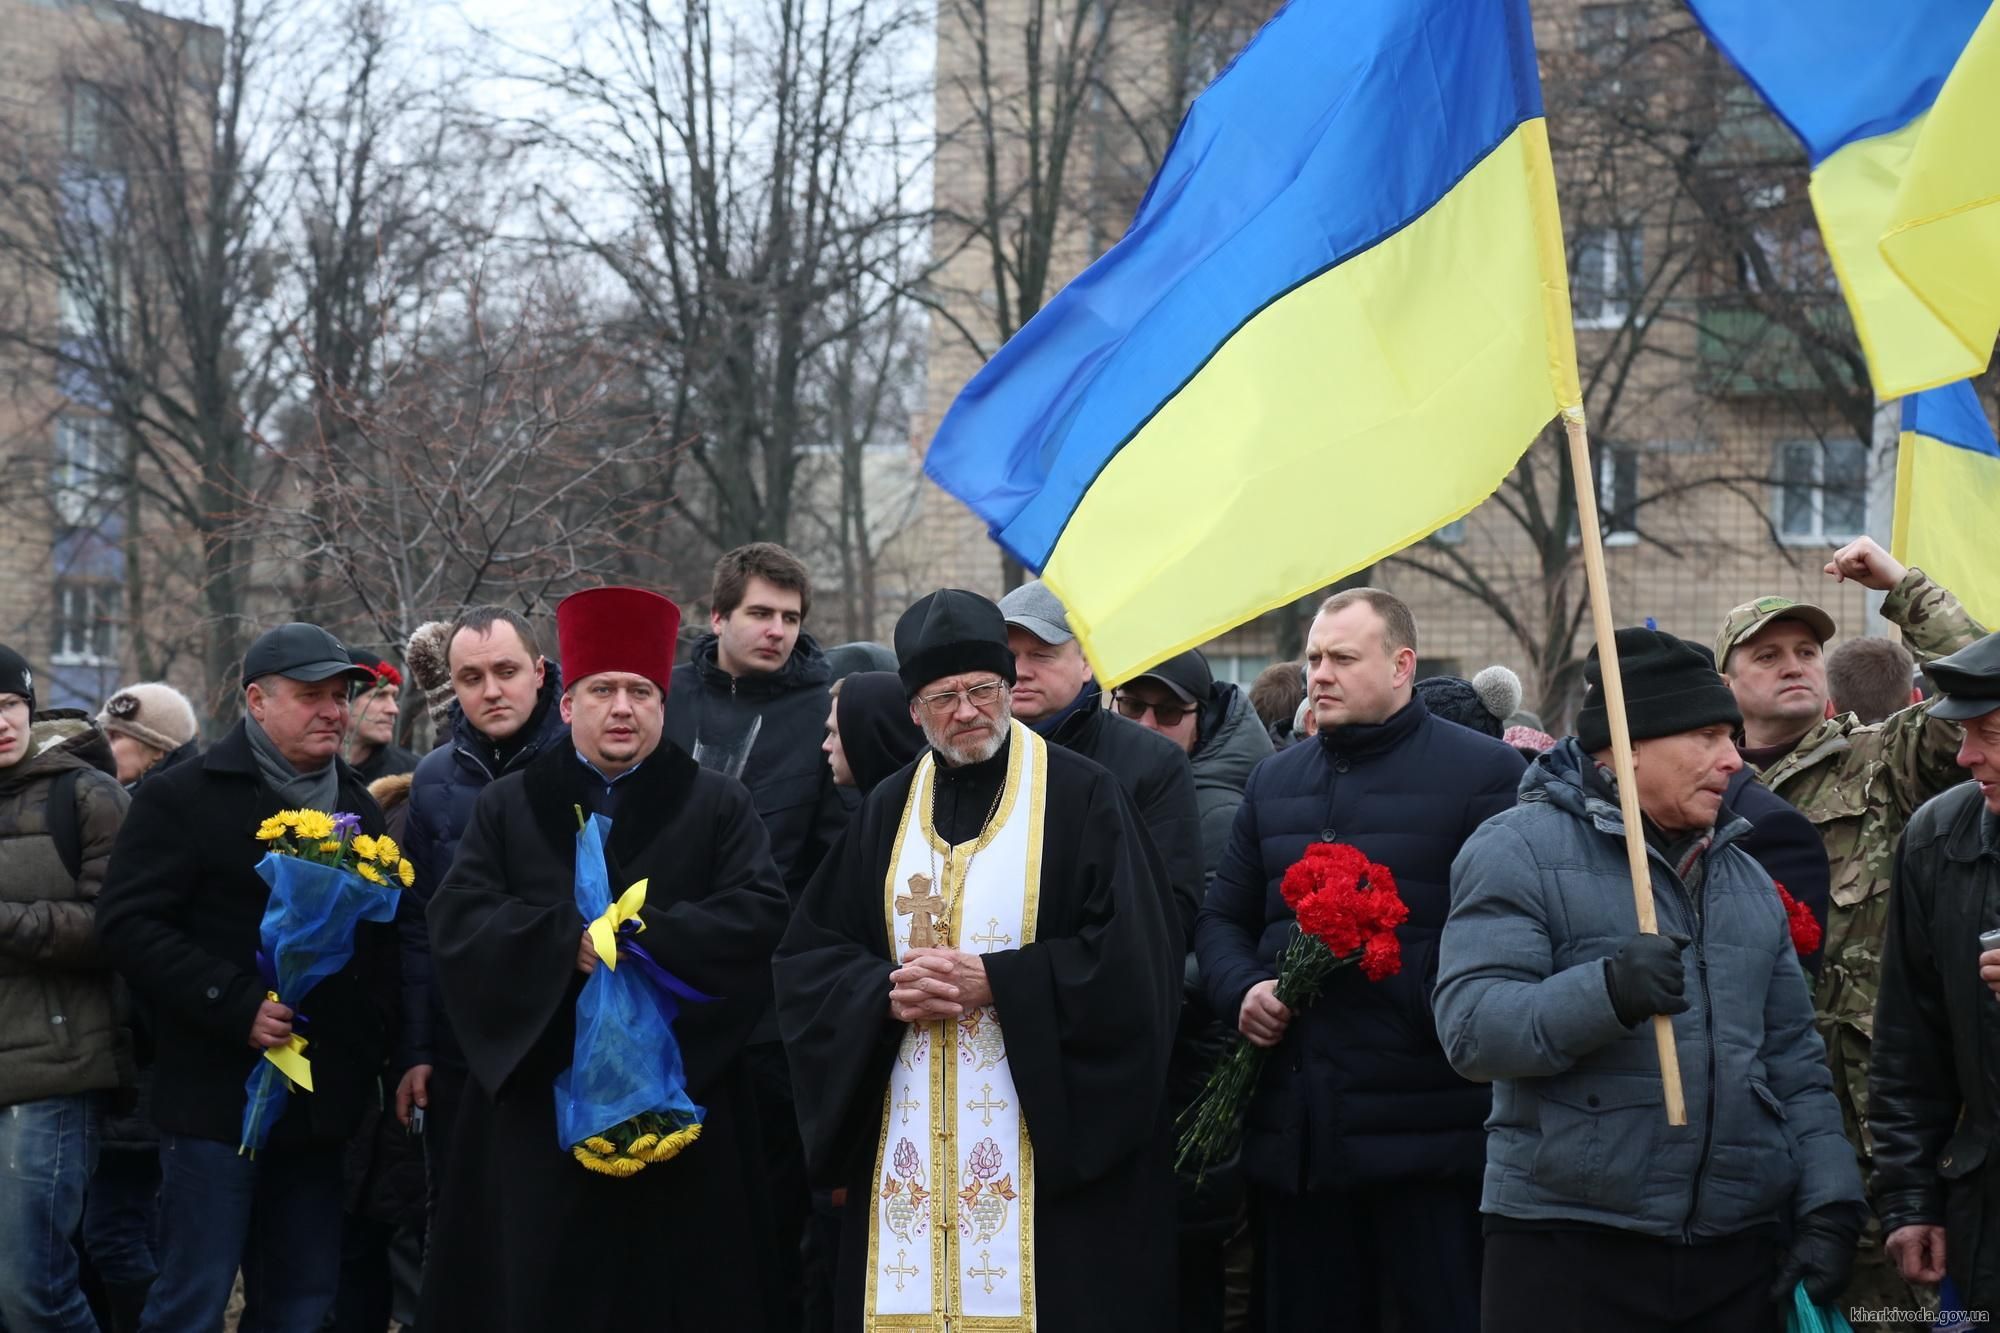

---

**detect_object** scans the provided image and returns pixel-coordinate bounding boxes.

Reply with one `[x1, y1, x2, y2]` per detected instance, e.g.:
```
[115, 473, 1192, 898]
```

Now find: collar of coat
[520, 735, 699, 869]
[1316, 691, 1427, 761]
[1937, 787, 2000, 864]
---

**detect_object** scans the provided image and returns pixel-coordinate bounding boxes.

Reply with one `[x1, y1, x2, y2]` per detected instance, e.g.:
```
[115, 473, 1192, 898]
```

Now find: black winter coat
[664, 634, 850, 896]
[1045, 683, 1204, 947]
[400, 668, 569, 1071]
[97, 722, 398, 1148]
[1725, 764, 1832, 975]
[1870, 781, 2000, 1309]
[1194, 694, 1524, 1194]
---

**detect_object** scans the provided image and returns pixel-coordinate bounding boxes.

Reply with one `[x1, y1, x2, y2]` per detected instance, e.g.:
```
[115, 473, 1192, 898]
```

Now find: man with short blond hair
[775, 588, 1179, 1329]
[1195, 586, 1524, 1328]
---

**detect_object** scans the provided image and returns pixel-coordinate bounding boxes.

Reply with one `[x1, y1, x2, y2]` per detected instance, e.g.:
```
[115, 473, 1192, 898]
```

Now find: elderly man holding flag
[419, 587, 789, 1331]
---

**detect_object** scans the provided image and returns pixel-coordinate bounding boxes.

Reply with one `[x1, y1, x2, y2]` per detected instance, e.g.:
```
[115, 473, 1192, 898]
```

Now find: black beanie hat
[0, 643, 34, 711]
[895, 590, 1018, 699]
[1576, 627, 1741, 753]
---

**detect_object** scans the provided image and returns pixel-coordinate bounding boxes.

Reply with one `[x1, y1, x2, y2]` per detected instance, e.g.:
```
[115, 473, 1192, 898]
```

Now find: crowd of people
[3, 533, 1999, 1332]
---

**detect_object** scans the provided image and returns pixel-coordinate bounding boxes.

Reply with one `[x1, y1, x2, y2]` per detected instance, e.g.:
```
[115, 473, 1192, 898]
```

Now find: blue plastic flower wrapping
[239, 853, 402, 1154]
[553, 812, 709, 1151]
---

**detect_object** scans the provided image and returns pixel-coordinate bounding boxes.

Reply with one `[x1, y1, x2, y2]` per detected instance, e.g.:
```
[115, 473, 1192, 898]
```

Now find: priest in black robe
[420, 586, 790, 1332]
[774, 589, 1181, 1332]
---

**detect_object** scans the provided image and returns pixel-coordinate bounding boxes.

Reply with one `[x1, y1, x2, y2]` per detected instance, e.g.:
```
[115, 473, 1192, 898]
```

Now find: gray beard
[922, 710, 1010, 767]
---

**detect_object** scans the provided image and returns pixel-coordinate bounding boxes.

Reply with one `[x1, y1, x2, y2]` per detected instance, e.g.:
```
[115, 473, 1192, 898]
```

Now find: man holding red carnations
[1435, 627, 1864, 1332]
[1194, 587, 1525, 1330]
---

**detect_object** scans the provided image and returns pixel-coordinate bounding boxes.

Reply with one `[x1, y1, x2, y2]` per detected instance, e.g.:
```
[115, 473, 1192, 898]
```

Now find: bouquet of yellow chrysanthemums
[255, 808, 415, 888]
[240, 808, 407, 1154]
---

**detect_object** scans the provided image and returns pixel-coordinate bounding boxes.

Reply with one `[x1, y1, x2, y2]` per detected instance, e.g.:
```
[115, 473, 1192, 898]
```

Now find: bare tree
[248, 278, 678, 656]
[485, 0, 928, 569]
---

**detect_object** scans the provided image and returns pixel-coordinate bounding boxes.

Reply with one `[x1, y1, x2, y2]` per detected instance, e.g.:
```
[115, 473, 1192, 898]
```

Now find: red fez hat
[555, 587, 681, 692]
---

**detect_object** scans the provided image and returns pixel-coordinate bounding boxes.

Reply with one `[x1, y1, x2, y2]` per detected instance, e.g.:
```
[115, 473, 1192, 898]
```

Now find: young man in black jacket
[1871, 631, 2000, 1314]
[98, 624, 391, 1333]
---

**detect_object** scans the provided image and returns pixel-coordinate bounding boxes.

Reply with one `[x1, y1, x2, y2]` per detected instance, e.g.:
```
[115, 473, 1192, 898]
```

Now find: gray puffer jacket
[1189, 681, 1274, 881]
[0, 713, 131, 1106]
[1433, 739, 1862, 1240]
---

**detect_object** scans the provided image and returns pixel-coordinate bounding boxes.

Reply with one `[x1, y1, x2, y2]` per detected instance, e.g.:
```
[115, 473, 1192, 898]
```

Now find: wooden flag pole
[1563, 409, 1688, 1127]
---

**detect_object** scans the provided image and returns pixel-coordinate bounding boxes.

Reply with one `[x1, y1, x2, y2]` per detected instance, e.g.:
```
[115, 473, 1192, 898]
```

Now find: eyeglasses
[1113, 693, 1195, 727]
[915, 681, 1008, 717]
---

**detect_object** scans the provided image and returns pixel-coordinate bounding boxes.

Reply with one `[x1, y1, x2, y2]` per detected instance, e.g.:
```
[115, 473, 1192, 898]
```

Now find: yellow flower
[350, 834, 378, 862]
[255, 817, 289, 841]
[356, 862, 385, 885]
[627, 1133, 659, 1155]
[318, 841, 341, 855]
[644, 1123, 702, 1162]
[583, 1136, 617, 1156]
[396, 860, 415, 888]
[372, 835, 401, 864]
[293, 810, 336, 842]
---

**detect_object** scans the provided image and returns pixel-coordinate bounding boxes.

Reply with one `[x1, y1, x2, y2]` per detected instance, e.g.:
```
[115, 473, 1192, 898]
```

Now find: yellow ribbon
[260, 991, 314, 1092]
[587, 879, 649, 972]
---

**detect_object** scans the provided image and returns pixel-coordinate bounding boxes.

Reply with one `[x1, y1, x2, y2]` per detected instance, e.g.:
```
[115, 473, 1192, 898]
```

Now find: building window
[66, 82, 122, 171]
[51, 580, 119, 666]
[1775, 438, 1867, 541]
[54, 416, 116, 525]
[1569, 448, 1641, 544]
[1572, 226, 1643, 329]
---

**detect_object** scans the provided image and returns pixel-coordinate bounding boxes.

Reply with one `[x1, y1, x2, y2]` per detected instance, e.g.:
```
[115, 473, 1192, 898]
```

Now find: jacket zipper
[1673, 874, 1717, 1243]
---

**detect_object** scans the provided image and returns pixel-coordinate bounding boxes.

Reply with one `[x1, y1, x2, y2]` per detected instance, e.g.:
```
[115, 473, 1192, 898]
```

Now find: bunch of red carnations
[1176, 842, 1408, 1178]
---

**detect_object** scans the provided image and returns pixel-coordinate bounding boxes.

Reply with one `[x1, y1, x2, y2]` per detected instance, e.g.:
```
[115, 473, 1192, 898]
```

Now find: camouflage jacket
[1755, 568, 1986, 1171]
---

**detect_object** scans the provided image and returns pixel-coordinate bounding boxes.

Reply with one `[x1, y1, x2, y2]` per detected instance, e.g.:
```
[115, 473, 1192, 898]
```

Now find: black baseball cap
[1926, 631, 2000, 722]
[1130, 649, 1214, 706]
[241, 623, 375, 688]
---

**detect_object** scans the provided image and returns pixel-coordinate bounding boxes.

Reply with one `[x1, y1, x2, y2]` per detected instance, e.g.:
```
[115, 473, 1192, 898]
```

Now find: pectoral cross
[967, 1082, 1009, 1127]
[897, 873, 948, 950]
[969, 1251, 1007, 1294]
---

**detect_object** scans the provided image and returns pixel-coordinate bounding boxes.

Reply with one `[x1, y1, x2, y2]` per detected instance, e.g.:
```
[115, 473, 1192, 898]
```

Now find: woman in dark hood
[823, 671, 924, 795]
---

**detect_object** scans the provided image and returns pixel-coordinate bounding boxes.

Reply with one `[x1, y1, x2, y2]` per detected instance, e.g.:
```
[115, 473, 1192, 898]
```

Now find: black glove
[1602, 933, 1690, 1027]
[1773, 1204, 1863, 1305]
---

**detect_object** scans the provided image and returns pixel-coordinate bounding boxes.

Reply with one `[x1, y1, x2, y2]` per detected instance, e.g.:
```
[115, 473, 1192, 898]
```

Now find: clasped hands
[889, 948, 992, 1023]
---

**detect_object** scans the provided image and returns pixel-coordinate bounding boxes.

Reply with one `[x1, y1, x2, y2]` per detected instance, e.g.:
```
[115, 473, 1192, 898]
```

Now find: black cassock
[774, 736, 1181, 1332]
[420, 741, 789, 1333]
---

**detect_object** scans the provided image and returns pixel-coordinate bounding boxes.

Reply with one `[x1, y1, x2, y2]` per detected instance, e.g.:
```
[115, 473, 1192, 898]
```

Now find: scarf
[245, 714, 341, 812]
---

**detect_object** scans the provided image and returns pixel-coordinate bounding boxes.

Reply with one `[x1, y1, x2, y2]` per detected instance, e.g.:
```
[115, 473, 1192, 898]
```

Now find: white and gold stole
[866, 719, 1046, 1331]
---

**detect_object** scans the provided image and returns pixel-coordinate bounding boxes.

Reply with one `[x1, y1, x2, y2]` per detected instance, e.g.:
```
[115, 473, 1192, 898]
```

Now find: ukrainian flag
[1893, 382, 2000, 628]
[923, 0, 1581, 682]
[1686, 0, 1996, 399]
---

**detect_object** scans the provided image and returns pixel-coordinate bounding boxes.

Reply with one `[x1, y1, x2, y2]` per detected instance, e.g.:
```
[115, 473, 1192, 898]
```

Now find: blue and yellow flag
[1686, 0, 1996, 399]
[1893, 381, 2000, 629]
[923, 0, 1581, 681]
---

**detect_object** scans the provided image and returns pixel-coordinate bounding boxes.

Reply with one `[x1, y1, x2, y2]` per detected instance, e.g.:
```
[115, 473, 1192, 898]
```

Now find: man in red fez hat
[420, 586, 791, 1332]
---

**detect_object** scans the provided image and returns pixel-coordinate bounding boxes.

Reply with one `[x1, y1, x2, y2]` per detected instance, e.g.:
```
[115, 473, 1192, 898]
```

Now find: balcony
[1696, 300, 1861, 397]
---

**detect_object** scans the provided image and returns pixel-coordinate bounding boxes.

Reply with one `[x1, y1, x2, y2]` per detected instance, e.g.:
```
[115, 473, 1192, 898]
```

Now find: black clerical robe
[420, 742, 789, 1333]
[774, 733, 1180, 1332]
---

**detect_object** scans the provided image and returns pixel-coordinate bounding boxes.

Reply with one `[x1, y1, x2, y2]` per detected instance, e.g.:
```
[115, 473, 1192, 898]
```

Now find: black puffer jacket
[401, 666, 568, 1072]
[664, 633, 849, 896]
[1045, 681, 1204, 946]
[0, 713, 130, 1107]
[1871, 781, 2000, 1309]
[1194, 694, 1525, 1194]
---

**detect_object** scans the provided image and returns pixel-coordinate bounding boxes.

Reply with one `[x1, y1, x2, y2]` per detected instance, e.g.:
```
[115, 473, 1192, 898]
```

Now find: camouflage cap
[1714, 595, 1839, 671]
